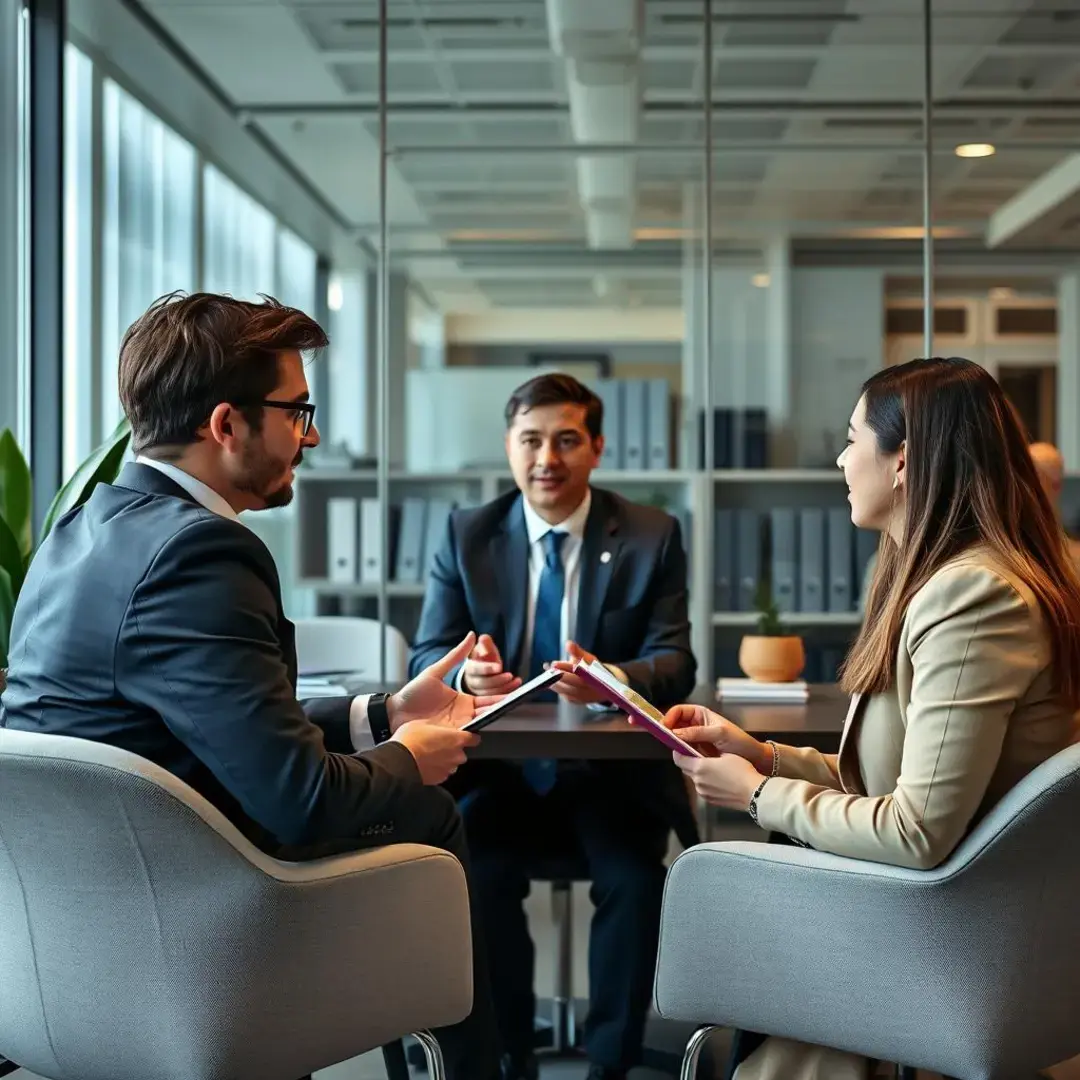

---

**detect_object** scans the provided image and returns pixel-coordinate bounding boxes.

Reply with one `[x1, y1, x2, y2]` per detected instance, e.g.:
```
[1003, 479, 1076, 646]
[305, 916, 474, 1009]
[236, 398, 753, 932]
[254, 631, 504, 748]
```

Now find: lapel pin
[600, 551, 612, 564]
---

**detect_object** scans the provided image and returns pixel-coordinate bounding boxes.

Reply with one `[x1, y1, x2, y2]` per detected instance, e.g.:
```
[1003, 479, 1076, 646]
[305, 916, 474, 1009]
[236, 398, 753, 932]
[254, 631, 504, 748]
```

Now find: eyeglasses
[256, 400, 316, 436]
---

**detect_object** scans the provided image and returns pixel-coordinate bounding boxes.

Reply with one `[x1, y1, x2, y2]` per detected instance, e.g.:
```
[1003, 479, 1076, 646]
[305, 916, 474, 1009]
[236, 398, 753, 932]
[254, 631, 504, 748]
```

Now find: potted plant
[0, 420, 132, 688]
[738, 582, 806, 683]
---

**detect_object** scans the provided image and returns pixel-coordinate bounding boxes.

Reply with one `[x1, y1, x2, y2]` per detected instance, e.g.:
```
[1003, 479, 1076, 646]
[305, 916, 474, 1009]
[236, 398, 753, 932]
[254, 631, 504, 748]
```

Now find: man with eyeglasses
[0, 291, 503, 1080]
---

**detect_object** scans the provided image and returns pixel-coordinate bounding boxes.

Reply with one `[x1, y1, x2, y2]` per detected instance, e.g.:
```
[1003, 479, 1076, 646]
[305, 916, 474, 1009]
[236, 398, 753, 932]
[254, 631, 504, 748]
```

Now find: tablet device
[571, 659, 704, 757]
[463, 668, 561, 732]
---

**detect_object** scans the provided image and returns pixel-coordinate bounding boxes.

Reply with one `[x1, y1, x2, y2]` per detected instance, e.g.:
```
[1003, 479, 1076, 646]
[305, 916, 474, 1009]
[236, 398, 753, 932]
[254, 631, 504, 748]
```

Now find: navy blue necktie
[523, 530, 567, 796]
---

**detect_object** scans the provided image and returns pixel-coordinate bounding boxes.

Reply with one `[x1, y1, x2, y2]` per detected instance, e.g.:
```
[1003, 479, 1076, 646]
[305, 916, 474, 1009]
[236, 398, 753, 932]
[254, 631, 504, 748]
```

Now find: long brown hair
[841, 357, 1080, 706]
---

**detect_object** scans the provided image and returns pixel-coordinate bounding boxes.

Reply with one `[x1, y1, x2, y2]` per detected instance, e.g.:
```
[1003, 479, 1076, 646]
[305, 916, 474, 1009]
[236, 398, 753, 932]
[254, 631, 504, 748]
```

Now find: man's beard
[237, 441, 301, 509]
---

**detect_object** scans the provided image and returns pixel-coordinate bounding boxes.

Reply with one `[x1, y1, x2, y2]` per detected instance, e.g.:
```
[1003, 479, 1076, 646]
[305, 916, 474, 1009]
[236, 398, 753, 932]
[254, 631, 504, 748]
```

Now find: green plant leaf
[0, 565, 14, 670]
[0, 429, 32, 559]
[0, 512, 25, 604]
[40, 419, 131, 542]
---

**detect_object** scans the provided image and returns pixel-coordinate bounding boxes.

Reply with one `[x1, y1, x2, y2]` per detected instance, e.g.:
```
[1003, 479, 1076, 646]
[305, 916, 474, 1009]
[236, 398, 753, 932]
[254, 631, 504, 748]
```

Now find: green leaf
[40, 419, 131, 542]
[0, 565, 14, 670]
[0, 429, 32, 559]
[0, 512, 25, 603]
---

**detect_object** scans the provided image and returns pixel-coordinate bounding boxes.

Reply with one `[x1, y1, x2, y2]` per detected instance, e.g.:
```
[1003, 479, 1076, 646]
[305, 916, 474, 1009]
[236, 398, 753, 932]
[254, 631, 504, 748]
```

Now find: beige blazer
[755, 547, 1078, 869]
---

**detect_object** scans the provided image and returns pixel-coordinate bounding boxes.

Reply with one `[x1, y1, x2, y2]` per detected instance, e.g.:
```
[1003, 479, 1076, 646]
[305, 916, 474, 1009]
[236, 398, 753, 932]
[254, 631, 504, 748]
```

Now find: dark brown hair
[842, 356, 1080, 707]
[504, 373, 603, 438]
[118, 291, 328, 456]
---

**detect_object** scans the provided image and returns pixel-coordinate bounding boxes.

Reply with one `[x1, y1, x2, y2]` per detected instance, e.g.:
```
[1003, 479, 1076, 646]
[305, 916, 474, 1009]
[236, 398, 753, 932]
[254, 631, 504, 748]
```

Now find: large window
[275, 226, 317, 314]
[0, 0, 29, 449]
[101, 78, 197, 431]
[63, 43, 94, 478]
[202, 164, 276, 300]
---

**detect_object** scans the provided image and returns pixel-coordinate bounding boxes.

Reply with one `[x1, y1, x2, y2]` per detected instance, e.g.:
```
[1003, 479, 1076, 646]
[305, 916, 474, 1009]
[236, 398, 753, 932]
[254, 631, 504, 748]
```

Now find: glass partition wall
[13, 0, 1080, 685]
[360, 0, 946, 685]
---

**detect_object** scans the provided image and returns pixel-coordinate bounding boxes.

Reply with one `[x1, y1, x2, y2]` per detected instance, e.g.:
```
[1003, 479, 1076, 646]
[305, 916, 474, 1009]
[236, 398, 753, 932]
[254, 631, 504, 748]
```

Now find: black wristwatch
[368, 692, 393, 744]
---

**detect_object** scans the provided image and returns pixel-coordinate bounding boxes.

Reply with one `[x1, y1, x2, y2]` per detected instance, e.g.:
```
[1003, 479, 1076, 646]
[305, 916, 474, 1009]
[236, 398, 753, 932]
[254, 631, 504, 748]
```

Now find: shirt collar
[136, 455, 239, 521]
[521, 487, 591, 547]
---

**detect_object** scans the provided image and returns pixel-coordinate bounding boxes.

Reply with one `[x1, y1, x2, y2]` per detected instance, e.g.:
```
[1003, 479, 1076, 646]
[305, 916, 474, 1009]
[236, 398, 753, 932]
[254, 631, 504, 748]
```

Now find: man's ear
[206, 403, 242, 448]
[592, 434, 605, 464]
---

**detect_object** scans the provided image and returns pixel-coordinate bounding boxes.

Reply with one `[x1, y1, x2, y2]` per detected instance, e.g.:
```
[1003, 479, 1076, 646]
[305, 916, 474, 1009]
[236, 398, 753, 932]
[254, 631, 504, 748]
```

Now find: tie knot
[542, 529, 568, 567]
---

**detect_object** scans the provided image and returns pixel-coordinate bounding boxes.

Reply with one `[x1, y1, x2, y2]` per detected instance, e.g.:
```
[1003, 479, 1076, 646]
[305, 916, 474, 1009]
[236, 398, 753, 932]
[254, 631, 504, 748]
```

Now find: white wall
[446, 308, 683, 344]
[792, 268, 887, 468]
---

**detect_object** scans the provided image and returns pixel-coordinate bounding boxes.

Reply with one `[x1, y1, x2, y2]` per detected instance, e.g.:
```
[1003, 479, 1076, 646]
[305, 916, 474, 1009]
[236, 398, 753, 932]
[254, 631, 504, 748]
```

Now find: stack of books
[296, 675, 350, 699]
[716, 678, 809, 703]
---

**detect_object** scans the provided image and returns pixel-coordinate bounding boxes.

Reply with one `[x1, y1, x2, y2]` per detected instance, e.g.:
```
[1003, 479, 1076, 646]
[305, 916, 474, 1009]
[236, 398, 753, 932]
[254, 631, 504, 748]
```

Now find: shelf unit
[294, 465, 868, 684]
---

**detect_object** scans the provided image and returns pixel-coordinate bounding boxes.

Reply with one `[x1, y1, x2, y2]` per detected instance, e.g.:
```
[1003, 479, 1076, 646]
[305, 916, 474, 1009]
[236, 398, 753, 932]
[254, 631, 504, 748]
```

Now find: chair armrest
[652, 840, 972, 1069]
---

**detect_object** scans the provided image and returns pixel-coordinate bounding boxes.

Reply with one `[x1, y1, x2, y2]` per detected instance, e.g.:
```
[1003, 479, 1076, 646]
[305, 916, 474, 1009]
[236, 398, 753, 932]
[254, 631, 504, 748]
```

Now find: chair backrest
[0, 728, 286, 1079]
[908, 739, 1080, 1075]
[0, 728, 468, 1080]
[293, 616, 409, 681]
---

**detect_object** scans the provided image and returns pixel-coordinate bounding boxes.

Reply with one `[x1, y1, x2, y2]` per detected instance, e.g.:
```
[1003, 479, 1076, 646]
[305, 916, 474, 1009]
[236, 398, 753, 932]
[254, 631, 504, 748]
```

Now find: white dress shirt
[136, 455, 239, 520]
[518, 488, 591, 677]
[457, 490, 591, 690]
[135, 455, 373, 747]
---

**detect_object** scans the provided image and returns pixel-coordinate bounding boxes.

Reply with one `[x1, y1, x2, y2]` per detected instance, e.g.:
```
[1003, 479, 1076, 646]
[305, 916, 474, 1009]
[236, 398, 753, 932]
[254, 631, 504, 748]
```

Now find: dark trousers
[452, 760, 670, 1072]
[280, 784, 501, 1080]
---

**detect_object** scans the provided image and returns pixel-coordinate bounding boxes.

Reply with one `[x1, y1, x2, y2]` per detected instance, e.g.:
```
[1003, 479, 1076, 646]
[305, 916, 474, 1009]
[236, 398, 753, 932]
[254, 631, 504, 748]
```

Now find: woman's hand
[661, 704, 773, 772]
[674, 752, 764, 810]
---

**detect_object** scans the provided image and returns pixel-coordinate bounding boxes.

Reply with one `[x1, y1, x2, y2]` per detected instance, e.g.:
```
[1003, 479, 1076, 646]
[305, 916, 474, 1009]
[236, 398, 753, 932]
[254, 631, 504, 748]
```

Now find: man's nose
[536, 442, 559, 469]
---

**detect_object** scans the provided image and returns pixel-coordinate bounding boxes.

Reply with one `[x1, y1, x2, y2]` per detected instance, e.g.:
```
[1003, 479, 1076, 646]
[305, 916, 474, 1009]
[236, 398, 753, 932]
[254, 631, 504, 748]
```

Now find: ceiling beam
[986, 153, 1080, 247]
[240, 99, 1080, 120]
[313, 42, 1080, 64]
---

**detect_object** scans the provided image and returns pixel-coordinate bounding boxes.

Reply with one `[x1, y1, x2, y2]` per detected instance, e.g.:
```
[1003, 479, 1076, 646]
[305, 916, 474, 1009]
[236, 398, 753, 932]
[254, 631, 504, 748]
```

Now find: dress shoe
[585, 1067, 627, 1080]
[500, 1051, 539, 1080]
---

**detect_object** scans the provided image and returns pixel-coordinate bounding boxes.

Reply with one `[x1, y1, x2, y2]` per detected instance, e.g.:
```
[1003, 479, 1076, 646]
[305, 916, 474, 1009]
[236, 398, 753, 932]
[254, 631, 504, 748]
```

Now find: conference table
[339, 681, 849, 760]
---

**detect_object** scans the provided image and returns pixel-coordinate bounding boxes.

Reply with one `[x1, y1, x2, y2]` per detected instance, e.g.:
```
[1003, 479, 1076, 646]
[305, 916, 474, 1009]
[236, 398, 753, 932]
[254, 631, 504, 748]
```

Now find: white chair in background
[293, 616, 410, 682]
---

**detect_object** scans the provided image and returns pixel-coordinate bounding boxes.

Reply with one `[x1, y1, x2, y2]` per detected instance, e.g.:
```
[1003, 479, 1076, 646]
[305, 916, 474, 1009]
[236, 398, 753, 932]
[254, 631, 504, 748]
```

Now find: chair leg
[680, 1025, 720, 1080]
[550, 880, 576, 1052]
[381, 1039, 411, 1080]
[412, 1030, 447, 1080]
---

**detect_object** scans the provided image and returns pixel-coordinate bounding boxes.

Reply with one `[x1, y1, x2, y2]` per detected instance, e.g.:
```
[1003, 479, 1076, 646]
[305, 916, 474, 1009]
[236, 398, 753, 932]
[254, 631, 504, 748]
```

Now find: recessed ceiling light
[955, 143, 996, 158]
[752, 273, 770, 288]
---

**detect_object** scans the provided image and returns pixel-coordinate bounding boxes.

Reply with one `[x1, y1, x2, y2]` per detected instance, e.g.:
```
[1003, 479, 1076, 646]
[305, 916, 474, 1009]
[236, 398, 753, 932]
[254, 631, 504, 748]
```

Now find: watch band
[368, 692, 392, 745]
[747, 777, 770, 827]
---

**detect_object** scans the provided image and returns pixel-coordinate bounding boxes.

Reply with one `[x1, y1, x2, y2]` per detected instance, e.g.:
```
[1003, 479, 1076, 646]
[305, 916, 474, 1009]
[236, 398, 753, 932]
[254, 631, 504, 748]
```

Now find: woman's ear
[894, 440, 906, 490]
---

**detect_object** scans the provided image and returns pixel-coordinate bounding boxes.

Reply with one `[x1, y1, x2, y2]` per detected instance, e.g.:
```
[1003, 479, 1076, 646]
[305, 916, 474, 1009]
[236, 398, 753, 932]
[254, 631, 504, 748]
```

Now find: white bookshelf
[713, 611, 862, 628]
[294, 466, 867, 684]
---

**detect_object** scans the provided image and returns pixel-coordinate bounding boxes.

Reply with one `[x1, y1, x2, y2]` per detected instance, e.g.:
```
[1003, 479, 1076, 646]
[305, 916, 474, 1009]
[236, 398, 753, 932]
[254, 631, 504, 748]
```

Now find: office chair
[655, 743, 1080, 1079]
[0, 729, 472, 1080]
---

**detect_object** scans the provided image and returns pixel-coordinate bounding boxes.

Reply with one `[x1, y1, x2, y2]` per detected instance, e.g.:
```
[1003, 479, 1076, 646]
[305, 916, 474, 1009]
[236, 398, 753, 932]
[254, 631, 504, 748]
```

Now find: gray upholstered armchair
[0, 728, 473, 1080]
[654, 742, 1080, 1080]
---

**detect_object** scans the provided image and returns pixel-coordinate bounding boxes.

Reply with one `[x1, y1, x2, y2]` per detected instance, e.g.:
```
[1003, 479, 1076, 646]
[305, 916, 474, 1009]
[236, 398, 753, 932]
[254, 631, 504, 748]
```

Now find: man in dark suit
[409, 374, 698, 1080]
[0, 292, 502, 1080]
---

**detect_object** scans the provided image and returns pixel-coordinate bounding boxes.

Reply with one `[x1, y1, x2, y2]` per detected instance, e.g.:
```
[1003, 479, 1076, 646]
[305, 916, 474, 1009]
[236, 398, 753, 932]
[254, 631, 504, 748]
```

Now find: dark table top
[332, 681, 849, 761]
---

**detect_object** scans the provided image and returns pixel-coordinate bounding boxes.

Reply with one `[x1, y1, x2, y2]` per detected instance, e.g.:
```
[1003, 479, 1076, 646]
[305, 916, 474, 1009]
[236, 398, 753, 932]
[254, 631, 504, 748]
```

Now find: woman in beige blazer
[664, 356, 1080, 1080]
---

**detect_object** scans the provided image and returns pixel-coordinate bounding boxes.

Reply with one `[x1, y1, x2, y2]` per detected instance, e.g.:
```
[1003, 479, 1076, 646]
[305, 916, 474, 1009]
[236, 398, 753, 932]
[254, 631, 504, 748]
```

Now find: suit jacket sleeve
[118, 517, 419, 847]
[408, 515, 472, 685]
[769, 744, 842, 789]
[301, 696, 355, 754]
[613, 516, 697, 708]
[755, 565, 1045, 869]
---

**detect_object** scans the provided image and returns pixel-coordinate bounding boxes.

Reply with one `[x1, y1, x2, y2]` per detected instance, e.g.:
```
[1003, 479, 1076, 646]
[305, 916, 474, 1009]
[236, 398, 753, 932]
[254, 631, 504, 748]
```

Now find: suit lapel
[574, 492, 622, 655]
[837, 692, 868, 792]
[491, 497, 530, 672]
